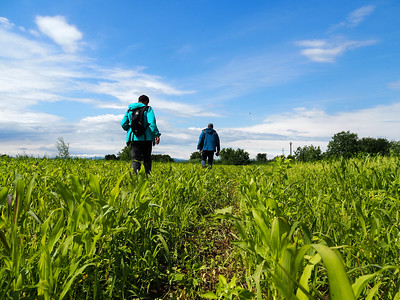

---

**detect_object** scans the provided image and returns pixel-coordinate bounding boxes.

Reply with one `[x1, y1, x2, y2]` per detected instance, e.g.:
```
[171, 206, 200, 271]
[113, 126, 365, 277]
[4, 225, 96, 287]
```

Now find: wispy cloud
[35, 15, 83, 53]
[329, 5, 376, 32]
[247, 103, 400, 140]
[192, 51, 302, 103]
[85, 68, 194, 104]
[0, 17, 14, 28]
[214, 102, 400, 158]
[295, 5, 377, 63]
[347, 5, 376, 27]
[295, 39, 377, 63]
[0, 16, 217, 157]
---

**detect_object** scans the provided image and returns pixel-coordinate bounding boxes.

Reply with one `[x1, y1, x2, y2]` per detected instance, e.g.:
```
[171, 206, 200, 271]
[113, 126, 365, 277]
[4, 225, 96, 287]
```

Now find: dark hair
[208, 123, 213, 128]
[138, 95, 149, 103]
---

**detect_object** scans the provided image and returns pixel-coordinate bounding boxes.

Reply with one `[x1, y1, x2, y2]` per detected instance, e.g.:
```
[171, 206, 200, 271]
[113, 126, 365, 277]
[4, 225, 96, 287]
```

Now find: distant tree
[117, 146, 174, 162]
[55, 136, 70, 158]
[220, 148, 250, 165]
[256, 153, 267, 162]
[326, 131, 359, 159]
[389, 141, 400, 156]
[359, 137, 390, 156]
[190, 151, 201, 161]
[117, 145, 131, 161]
[105, 154, 118, 160]
[152, 154, 174, 162]
[294, 145, 322, 162]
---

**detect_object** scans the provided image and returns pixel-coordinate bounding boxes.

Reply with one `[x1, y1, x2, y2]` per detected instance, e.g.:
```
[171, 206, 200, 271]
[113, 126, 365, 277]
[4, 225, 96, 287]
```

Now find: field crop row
[0, 156, 399, 299]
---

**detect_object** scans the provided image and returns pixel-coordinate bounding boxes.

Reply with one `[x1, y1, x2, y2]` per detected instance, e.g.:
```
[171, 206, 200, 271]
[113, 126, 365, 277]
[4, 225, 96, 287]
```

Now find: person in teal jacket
[197, 123, 220, 169]
[121, 95, 161, 174]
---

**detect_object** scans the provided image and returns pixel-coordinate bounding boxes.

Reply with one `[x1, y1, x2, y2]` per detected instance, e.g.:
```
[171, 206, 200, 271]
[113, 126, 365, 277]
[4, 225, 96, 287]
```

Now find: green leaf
[27, 210, 43, 224]
[58, 182, 75, 214]
[0, 187, 8, 206]
[200, 292, 218, 299]
[352, 274, 376, 298]
[59, 263, 95, 300]
[365, 282, 381, 300]
[254, 261, 265, 300]
[214, 206, 233, 215]
[297, 253, 321, 300]
[238, 289, 256, 300]
[311, 244, 355, 300]
[108, 172, 127, 206]
[89, 174, 102, 201]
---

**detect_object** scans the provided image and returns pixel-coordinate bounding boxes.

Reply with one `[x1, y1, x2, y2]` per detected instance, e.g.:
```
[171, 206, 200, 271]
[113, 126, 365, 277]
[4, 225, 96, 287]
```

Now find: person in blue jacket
[197, 123, 220, 169]
[121, 95, 161, 174]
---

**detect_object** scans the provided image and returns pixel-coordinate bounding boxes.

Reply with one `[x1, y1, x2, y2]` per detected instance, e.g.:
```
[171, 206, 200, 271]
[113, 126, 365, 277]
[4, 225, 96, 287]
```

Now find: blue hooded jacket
[121, 102, 161, 144]
[197, 128, 220, 152]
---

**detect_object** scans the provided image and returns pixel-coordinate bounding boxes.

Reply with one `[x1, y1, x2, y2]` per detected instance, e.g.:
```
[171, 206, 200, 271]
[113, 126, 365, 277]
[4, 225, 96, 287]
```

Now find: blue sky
[1, 0, 399, 159]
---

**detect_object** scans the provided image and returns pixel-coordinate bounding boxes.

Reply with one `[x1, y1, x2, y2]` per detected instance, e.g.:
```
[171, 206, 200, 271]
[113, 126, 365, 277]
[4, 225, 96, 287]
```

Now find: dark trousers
[131, 141, 153, 174]
[201, 150, 214, 168]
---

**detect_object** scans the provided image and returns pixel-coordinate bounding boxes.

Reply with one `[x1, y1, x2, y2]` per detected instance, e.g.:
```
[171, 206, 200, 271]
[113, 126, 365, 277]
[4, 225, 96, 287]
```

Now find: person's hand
[199, 150, 202, 154]
[155, 136, 160, 145]
[216, 151, 220, 156]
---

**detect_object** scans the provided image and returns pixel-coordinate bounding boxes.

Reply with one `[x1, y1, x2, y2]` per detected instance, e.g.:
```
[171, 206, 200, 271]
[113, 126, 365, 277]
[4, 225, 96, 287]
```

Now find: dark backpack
[129, 106, 149, 137]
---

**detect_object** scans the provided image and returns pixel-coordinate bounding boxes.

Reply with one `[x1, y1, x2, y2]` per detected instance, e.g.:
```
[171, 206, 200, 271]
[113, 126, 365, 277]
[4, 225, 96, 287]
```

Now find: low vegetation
[1, 155, 399, 299]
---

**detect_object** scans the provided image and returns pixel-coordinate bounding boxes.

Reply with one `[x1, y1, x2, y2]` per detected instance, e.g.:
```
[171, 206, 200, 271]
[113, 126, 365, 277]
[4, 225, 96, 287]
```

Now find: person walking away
[121, 94, 161, 174]
[197, 123, 220, 169]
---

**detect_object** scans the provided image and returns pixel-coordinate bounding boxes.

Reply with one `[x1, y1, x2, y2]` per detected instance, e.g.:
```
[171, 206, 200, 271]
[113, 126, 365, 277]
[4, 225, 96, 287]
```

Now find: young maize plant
[221, 156, 400, 299]
[0, 156, 400, 299]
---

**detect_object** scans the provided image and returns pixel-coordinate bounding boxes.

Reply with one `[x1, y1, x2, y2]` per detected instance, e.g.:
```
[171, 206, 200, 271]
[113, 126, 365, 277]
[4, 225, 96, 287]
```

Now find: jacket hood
[128, 102, 146, 110]
[204, 128, 215, 134]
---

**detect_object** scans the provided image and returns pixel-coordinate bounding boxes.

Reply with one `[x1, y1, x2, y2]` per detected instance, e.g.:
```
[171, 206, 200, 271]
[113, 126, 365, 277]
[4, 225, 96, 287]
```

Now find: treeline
[294, 131, 400, 162]
[108, 131, 400, 165]
[189, 131, 400, 165]
[105, 145, 174, 162]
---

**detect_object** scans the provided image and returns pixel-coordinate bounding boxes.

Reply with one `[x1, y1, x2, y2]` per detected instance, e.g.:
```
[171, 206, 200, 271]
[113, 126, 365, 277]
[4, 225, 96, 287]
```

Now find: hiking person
[197, 123, 220, 169]
[121, 94, 161, 174]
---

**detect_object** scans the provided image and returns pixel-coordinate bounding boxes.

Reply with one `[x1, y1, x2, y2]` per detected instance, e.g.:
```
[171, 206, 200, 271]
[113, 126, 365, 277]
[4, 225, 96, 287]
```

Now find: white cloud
[0, 27, 52, 59]
[298, 5, 378, 63]
[0, 17, 218, 158]
[329, 5, 376, 32]
[347, 5, 376, 27]
[153, 97, 219, 117]
[86, 69, 194, 103]
[247, 103, 400, 140]
[295, 40, 328, 48]
[296, 39, 377, 63]
[204, 102, 400, 159]
[192, 51, 303, 103]
[0, 17, 14, 28]
[35, 15, 83, 53]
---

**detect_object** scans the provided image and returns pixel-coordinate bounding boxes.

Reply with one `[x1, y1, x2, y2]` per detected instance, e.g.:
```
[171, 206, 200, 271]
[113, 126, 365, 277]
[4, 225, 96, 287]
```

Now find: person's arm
[146, 107, 161, 142]
[197, 131, 205, 152]
[215, 133, 220, 155]
[121, 111, 130, 131]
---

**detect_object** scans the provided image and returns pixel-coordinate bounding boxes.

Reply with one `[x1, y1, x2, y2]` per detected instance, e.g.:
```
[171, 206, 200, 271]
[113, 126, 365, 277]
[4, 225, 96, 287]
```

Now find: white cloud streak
[0, 17, 14, 28]
[329, 5, 376, 32]
[35, 15, 83, 53]
[347, 5, 376, 27]
[296, 39, 378, 63]
[0, 16, 217, 157]
[173, 102, 400, 159]
[0, 12, 397, 160]
[296, 5, 377, 63]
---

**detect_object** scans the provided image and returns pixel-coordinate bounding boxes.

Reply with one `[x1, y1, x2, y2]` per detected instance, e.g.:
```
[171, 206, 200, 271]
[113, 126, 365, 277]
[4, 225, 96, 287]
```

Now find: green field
[1, 156, 400, 299]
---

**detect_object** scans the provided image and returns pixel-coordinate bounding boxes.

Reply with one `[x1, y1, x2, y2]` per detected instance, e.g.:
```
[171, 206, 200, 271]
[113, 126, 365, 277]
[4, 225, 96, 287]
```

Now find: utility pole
[290, 142, 292, 156]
